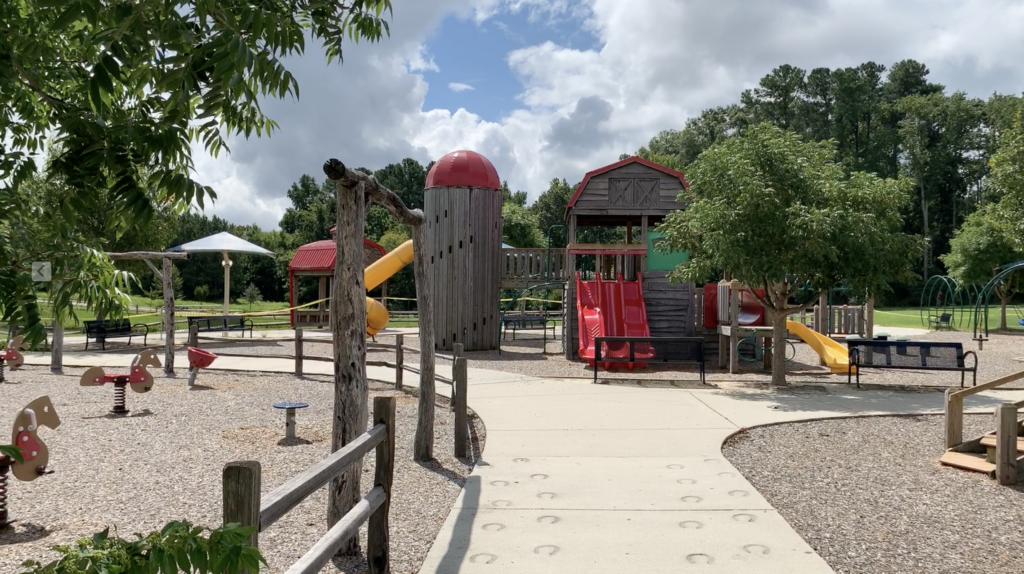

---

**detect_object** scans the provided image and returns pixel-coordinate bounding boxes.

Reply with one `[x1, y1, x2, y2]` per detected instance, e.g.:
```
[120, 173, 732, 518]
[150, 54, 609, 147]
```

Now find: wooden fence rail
[223, 396, 396, 574]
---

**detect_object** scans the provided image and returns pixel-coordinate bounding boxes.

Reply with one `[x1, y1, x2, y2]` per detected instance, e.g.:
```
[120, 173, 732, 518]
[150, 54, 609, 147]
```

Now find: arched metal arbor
[919, 275, 981, 331]
[971, 260, 1024, 344]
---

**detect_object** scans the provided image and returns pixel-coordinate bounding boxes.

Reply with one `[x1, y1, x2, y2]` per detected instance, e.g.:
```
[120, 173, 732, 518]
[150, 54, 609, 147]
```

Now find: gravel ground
[0, 366, 483, 574]
[723, 414, 1024, 574]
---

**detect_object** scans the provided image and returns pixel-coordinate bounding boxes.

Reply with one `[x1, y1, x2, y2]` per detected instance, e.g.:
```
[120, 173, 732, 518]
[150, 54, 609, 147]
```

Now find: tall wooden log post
[163, 257, 175, 374]
[324, 159, 437, 463]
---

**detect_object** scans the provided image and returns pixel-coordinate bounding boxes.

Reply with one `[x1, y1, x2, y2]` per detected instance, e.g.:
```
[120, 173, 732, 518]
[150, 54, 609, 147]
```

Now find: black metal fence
[593, 336, 707, 384]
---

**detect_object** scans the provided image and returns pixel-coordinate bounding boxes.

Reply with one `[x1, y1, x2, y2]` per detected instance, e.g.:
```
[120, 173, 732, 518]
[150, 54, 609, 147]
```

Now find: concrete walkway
[23, 350, 1023, 573]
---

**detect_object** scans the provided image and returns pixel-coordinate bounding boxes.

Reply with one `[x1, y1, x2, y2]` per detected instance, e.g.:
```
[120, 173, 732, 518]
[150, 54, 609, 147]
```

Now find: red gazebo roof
[425, 150, 501, 190]
[288, 239, 386, 272]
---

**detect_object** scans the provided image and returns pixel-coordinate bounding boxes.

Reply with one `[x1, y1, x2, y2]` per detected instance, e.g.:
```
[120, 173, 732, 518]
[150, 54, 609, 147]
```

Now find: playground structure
[575, 272, 654, 369]
[1, 396, 60, 528]
[186, 346, 218, 388]
[79, 350, 162, 415]
[971, 260, 1024, 347]
[288, 237, 389, 328]
[0, 335, 28, 383]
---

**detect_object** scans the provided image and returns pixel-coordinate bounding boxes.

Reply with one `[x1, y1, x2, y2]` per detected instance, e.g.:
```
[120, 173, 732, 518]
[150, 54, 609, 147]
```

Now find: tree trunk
[327, 180, 369, 556]
[998, 288, 1009, 331]
[163, 257, 175, 374]
[769, 308, 789, 387]
[920, 185, 929, 281]
[412, 223, 436, 461]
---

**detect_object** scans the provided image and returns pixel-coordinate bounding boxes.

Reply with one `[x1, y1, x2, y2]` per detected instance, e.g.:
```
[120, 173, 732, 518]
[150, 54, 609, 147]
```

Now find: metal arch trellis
[918, 275, 978, 331]
[971, 260, 1024, 345]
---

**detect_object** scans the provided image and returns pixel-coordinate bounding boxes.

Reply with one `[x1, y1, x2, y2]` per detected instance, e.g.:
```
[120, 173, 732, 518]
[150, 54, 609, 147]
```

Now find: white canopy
[168, 232, 274, 315]
[168, 231, 274, 256]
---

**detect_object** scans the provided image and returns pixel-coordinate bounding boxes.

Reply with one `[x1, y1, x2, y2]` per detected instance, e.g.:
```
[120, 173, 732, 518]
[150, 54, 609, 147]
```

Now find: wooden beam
[996, 403, 1018, 485]
[106, 251, 188, 260]
[367, 397, 395, 574]
[163, 257, 175, 374]
[143, 258, 162, 279]
[283, 487, 386, 574]
[323, 159, 425, 226]
[223, 461, 261, 572]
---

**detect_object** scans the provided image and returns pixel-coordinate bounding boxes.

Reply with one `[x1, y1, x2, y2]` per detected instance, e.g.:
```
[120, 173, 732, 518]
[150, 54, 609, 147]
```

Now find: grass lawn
[875, 306, 1024, 332]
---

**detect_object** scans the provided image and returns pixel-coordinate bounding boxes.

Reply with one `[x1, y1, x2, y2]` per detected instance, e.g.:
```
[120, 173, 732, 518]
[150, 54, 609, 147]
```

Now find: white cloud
[448, 82, 475, 92]
[194, 0, 1024, 229]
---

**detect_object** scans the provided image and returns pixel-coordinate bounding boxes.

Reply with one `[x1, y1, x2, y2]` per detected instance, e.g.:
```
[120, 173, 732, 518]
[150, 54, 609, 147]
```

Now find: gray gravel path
[723, 414, 1024, 574]
[0, 366, 483, 574]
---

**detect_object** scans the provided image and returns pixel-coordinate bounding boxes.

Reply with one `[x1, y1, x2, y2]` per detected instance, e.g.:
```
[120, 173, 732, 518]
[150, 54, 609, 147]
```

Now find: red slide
[576, 272, 654, 369]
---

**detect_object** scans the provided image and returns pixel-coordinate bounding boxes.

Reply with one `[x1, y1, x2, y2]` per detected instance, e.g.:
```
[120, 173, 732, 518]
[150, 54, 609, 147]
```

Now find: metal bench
[846, 339, 977, 388]
[593, 336, 707, 385]
[187, 315, 254, 337]
[500, 314, 555, 341]
[83, 319, 149, 351]
[929, 313, 953, 330]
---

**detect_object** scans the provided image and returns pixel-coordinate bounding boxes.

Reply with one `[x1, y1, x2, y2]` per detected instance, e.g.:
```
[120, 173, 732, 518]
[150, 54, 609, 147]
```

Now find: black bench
[593, 336, 707, 385]
[929, 313, 953, 330]
[846, 339, 977, 388]
[187, 315, 254, 337]
[83, 319, 149, 351]
[500, 314, 556, 342]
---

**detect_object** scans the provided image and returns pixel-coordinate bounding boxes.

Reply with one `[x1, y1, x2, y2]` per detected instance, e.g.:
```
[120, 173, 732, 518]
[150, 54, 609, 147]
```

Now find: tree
[1, 0, 393, 345]
[941, 207, 1022, 329]
[989, 108, 1024, 250]
[500, 181, 528, 207]
[501, 203, 543, 248]
[657, 124, 919, 386]
[741, 64, 807, 131]
[241, 283, 263, 311]
[530, 178, 574, 247]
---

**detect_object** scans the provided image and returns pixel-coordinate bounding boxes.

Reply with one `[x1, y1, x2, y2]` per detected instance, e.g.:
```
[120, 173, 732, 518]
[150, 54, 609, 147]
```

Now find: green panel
[646, 231, 688, 271]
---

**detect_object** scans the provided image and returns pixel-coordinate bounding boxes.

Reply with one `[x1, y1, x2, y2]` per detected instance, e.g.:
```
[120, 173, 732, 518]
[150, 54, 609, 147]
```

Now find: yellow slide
[364, 240, 414, 336]
[785, 320, 855, 375]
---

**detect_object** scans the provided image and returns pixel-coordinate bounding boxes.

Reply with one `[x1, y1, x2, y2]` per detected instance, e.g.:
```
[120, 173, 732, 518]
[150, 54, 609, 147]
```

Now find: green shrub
[193, 285, 211, 301]
[18, 521, 265, 574]
[241, 284, 262, 311]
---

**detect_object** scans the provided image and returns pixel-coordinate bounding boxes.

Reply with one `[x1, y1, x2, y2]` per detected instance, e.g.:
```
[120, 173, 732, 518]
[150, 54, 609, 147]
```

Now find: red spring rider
[1, 396, 60, 529]
[80, 350, 162, 415]
[186, 347, 218, 388]
[0, 336, 28, 384]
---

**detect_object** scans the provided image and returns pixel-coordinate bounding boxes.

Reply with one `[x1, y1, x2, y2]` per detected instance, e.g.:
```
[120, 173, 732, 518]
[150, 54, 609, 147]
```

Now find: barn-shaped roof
[289, 239, 386, 272]
[566, 156, 688, 210]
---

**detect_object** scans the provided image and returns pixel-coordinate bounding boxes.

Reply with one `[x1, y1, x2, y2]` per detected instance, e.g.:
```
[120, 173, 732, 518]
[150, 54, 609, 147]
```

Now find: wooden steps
[979, 434, 1024, 452]
[940, 451, 995, 476]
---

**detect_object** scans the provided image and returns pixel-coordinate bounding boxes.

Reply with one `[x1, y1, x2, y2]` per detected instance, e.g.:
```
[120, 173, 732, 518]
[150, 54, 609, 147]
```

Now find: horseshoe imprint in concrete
[680, 496, 703, 503]
[728, 490, 750, 497]
[703, 458, 719, 464]
[717, 472, 736, 478]
[732, 513, 757, 522]
[489, 480, 510, 487]
[537, 515, 560, 525]
[481, 523, 505, 532]
[537, 492, 557, 499]
[744, 544, 770, 555]
[470, 553, 497, 564]
[491, 500, 513, 508]
[686, 553, 714, 565]
[533, 545, 560, 556]
[679, 520, 704, 529]
[666, 464, 685, 469]
[530, 474, 549, 480]
[676, 478, 696, 485]
[513, 458, 529, 463]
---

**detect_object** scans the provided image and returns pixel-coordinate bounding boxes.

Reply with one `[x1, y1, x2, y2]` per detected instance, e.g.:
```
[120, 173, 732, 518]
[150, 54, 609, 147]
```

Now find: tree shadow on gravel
[708, 384, 1009, 415]
[0, 522, 52, 546]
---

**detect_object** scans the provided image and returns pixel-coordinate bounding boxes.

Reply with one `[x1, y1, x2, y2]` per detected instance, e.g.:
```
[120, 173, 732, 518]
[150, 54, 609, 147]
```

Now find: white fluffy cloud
[195, 0, 1024, 229]
[448, 82, 475, 92]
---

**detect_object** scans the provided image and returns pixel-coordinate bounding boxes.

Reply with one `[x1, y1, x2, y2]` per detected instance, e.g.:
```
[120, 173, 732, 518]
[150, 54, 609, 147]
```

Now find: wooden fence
[501, 248, 568, 289]
[223, 396, 396, 574]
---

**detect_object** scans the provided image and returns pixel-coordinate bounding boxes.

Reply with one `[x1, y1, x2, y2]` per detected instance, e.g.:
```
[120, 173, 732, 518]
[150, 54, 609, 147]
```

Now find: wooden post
[163, 257, 175, 374]
[729, 282, 740, 374]
[294, 328, 304, 376]
[944, 389, 963, 449]
[367, 396, 396, 574]
[50, 321, 63, 374]
[412, 222, 436, 462]
[223, 461, 261, 571]
[996, 403, 1018, 486]
[395, 334, 404, 390]
[451, 343, 463, 412]
[327, 178, 369, 555]
[865, 298, 875, 340]
[454, 357, 468, 458]
[188, 323, 198, 347]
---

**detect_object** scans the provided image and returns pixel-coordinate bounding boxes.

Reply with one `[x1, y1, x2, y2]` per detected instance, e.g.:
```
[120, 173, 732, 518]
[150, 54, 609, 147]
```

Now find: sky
[193, 0, 1024, 230]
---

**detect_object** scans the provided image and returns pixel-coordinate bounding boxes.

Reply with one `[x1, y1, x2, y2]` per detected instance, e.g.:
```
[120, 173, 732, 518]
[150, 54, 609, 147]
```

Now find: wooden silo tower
[423, 150, 502, 351]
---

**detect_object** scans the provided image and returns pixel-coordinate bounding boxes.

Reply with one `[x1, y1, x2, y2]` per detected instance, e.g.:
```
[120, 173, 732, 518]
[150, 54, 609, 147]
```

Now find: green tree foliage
[657, 124, 919, 386]
[501, 203, 544, 248]
[279, 175, 336, 245]
[941, 207, 1022, 329]
[18, 522, 264, 574]
[530, 178, 575, 247]
[241, 283, 263, 311]
[1, 0, 394, 344]
[193, 284, 211, 302]
[501, 181, 528, 207]
[989, 108, 1024, 248]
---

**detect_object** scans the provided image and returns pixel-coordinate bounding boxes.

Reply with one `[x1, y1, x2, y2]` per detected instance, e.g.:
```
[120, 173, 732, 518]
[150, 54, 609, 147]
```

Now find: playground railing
[223, 396, 396, 574]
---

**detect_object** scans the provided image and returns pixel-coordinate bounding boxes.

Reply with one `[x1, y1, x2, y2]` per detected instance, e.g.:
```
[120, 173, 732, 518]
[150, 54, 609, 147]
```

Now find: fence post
[454, 356, 468, 458]
[368, 396, 396, 574]
[451, 343, 463, 411]
[395, 334, 404, 390]
[188, 323, 198, 347]
[294, 328, 303, 376]
[996, 403, 1018, 486]
[223, 461, 261, 572]
[944, 389, 963, 449]
[51, 321, 64, 374]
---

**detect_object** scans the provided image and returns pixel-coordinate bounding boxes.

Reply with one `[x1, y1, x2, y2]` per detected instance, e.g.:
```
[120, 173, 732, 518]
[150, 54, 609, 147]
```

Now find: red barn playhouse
[287, 229, 387, 327]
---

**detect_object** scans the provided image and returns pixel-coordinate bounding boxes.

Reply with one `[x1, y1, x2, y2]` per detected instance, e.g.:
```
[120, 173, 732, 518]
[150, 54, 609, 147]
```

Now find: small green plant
[193, 285, 211, 302]
[240, 284, 262, 311]
[18, 521, 265, 574]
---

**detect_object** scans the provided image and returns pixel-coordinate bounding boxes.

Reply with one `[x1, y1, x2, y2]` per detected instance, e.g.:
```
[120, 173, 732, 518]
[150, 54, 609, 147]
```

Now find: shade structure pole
[222, 250, 232, 315]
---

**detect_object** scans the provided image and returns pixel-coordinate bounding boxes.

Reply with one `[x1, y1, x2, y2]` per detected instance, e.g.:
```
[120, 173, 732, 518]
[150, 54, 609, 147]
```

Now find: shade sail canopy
[168, 232, 274, 256]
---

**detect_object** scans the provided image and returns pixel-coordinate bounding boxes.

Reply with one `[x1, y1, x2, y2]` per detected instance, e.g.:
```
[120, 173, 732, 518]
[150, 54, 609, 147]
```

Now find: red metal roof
[425, 150, 501, 190]
[288, 239, 386, 271]
[566, 156, 689, 210]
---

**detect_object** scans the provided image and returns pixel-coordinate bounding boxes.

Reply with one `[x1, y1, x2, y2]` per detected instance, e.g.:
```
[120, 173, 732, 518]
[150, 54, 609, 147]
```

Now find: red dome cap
[425, 150, 501, 190]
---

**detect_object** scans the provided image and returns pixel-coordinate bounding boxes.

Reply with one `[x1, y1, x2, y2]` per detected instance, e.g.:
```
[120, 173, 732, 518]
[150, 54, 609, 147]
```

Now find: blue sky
[421, 9, 601, 123]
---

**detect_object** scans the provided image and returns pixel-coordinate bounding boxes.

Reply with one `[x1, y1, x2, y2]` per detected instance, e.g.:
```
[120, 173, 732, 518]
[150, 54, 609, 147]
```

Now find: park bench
[83, 319, 149, 351]
[929, 312, 953, 330]
[593, 336, 707, 384]
[187, 315, 254, 337]
[500, 313, 556, 342]
[846, 339, 977, 389]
